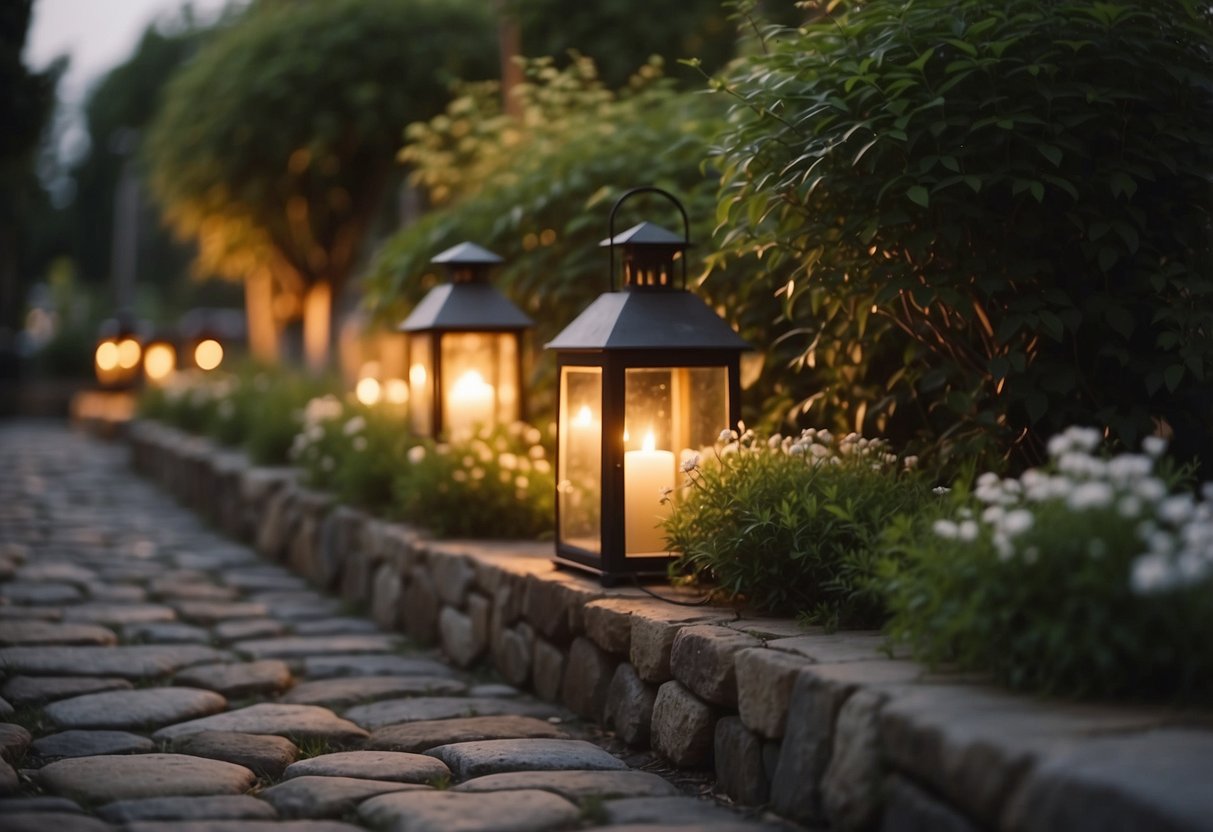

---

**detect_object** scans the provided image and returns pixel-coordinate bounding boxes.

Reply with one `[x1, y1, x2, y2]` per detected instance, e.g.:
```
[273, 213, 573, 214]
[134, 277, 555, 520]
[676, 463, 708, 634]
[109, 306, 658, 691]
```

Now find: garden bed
[128, 418, 1213, 832]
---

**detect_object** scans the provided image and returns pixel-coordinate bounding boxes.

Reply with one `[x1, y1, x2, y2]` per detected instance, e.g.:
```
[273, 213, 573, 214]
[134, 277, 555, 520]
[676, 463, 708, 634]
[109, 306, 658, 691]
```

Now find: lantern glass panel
[623, 366, 729, 557]
[440, 332, 516, 438]
[408, 333, 432, 436]
[558, 366, 602, 555]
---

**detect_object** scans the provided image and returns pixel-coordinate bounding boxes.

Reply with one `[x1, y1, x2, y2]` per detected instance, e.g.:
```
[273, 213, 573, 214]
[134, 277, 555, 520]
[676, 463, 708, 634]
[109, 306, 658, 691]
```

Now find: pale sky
[25, 0, 240, 166]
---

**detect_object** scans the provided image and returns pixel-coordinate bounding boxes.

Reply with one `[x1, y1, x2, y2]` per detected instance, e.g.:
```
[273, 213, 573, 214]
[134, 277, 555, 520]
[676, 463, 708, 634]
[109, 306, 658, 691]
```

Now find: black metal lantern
[94, 314, 144, 389]
[398, 242, 533, 439]
[546, 187, 750, 583]
[141, 331, 178, 386]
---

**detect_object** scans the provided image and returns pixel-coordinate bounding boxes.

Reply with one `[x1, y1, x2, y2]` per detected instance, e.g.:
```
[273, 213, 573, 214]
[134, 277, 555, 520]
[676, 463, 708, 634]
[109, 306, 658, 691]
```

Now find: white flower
[718, 428, 739, 444]
[352, 436, 367, 452]
[809, 444, 830, 458]
[1117, 496, 1142, 518]
[788, 443, 807, 457]
[1142, 435, 1168, 458]
[932, 486, 951, 496]
[721, 442, 739, 457]
[1133, 478, 1167, 503]
[1066, 481, 1114, 511]
[1001, 509, 1034, 537]
[1130, 552, 1174, 595]
[681, 452, 701, 473]
[933, 519, 959, 540]
[1158, 495, 1195, 525]
[1107, 454, 1152, 483]
[343, 416, 366, 436]
[768, 434, 783, 450]
[659, 485, 674, 503]
[407, 445, 426, 464]
[958, 520, 979, 542]
[452, 469, 468, 482]
[470, 467, 486, 481]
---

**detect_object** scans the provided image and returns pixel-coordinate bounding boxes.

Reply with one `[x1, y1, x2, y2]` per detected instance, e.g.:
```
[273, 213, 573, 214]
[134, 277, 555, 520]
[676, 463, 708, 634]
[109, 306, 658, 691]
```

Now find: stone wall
[128, 420, 1213, 832]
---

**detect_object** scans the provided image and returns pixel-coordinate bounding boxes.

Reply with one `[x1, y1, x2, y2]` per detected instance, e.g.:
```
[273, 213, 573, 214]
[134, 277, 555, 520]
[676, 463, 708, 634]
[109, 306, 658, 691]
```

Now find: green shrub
[709, 0, 1213, 468]
[394, 423, 555, 539]
[137, 366, 336, 465]
[664, 426, 927, 626]
[881, 427, 1213, 701]
[290, 395, 414, 510]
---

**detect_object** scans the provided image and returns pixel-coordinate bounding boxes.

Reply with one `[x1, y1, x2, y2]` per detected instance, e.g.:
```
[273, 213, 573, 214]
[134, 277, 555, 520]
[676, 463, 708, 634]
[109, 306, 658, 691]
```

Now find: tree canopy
[145, 0, 497, 366]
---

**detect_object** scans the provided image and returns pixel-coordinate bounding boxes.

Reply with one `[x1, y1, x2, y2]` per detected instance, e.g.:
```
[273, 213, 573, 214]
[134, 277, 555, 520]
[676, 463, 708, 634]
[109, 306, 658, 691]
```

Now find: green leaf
[907, 185, 930, 207]
[907, 47, 936, 72]
[1105, 306, 1135, 338]
[1036, 143, 1063, 166]
[1164, 364, 1184, 392]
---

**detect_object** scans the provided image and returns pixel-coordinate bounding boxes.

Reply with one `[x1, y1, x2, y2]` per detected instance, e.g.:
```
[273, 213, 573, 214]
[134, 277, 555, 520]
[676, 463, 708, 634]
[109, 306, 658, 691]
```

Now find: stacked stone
[126, 420, 1213, 832]
[0, 422, 792, 831]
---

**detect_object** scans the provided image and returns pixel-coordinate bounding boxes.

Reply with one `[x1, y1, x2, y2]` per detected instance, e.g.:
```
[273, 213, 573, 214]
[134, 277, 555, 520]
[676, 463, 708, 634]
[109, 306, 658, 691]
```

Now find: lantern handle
[607, 186, 690, 292]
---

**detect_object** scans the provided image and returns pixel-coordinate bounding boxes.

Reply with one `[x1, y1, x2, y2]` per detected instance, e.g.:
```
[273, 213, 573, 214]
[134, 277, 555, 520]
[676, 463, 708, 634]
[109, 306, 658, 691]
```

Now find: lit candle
[624, 429, 675, 555]
[448, 369, 495, 437]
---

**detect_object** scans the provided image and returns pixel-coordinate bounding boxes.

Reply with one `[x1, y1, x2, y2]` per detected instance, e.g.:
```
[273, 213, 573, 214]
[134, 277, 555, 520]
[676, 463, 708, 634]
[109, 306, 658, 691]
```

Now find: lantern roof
[398, 283, 532, 333]
[431, 241, 504, 265]
[599, 221, 686, 248]
[546, 290, 750, 351]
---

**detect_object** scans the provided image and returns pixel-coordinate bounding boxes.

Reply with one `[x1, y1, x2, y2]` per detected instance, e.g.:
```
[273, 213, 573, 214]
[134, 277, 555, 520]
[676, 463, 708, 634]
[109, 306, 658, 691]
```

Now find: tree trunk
[244, 267, 279, 364]
[302, 280, 332, 373]
[494, 0, 524, 119]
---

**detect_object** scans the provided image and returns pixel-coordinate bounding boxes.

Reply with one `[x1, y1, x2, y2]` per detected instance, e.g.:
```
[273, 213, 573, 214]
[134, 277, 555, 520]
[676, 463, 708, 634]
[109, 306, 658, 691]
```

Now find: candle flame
[452, 369, 490, 394]
[574, 405, 593, 427]
[642, 429, 656, 452]
[409, 363, 427, 386]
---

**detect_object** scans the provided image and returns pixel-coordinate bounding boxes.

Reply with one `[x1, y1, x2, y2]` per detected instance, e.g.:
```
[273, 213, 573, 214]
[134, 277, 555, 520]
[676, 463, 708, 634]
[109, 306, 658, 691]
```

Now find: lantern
[141, 332, 178, 386]
[398, 242, 532, 439]
[94, 315, 144, 389]
[180, 308, 246, 373]
[546, 188, 750, 583]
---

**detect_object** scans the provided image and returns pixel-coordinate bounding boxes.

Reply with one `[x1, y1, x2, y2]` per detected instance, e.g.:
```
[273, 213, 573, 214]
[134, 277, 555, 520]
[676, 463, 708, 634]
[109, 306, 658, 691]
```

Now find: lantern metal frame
[398, 242, 533, 439]
[547, 187, 750, 584]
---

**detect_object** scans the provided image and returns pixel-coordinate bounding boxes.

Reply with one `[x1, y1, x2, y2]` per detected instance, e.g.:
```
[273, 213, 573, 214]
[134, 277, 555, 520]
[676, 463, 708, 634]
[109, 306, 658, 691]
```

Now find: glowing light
[356, 376, 382, 406]
[574, 405, 594, 427]
[409, 363, 427, 387]
[95, 341, 119, 371]
[642, 429, 656, 452]
[117, 338, 142, 370]
[195, 339, 224, 371]
[448, 369, 494, 437]
[144, 344, 176, 381]
[384, 378, 409, 404]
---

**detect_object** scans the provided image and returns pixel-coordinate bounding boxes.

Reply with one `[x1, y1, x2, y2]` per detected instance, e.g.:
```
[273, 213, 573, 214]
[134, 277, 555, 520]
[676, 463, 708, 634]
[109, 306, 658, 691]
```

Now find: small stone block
[426, 738, 628, 780]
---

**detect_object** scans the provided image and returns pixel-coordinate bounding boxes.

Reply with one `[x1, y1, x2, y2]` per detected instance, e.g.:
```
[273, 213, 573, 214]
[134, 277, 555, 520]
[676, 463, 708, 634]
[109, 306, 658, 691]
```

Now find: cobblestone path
[0, 423, 794, 832]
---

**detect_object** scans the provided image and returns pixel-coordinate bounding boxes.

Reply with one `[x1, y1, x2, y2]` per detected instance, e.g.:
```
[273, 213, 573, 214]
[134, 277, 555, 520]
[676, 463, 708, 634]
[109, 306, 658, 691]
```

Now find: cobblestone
[0, 422, 778, 831]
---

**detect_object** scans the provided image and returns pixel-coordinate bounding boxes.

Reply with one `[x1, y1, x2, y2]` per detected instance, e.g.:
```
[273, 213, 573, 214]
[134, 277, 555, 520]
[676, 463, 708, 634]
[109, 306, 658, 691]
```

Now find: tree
[64, 15, 212, 306]
[146, 0, 497, 370]
[500, 0, 803, 89]
[0, 0, 60, 341]
[709, 0, 1213, 468]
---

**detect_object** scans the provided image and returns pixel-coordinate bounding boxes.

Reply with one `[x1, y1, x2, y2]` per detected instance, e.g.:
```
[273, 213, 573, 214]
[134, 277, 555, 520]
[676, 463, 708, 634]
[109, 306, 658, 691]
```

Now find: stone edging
[127, 419, 1213, 832]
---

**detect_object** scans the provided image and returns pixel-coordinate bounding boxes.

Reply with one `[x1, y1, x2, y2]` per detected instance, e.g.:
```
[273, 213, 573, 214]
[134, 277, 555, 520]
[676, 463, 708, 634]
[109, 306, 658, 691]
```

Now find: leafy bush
[394, 422, 555, 538]
[364, 56, 790, 426]
[290, 395, 414, 510]
[709, 0, 1213, 467]
[881, 426, 1213, 701]
[138, 366, 336, 465]
[664, 426, 927, 626]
